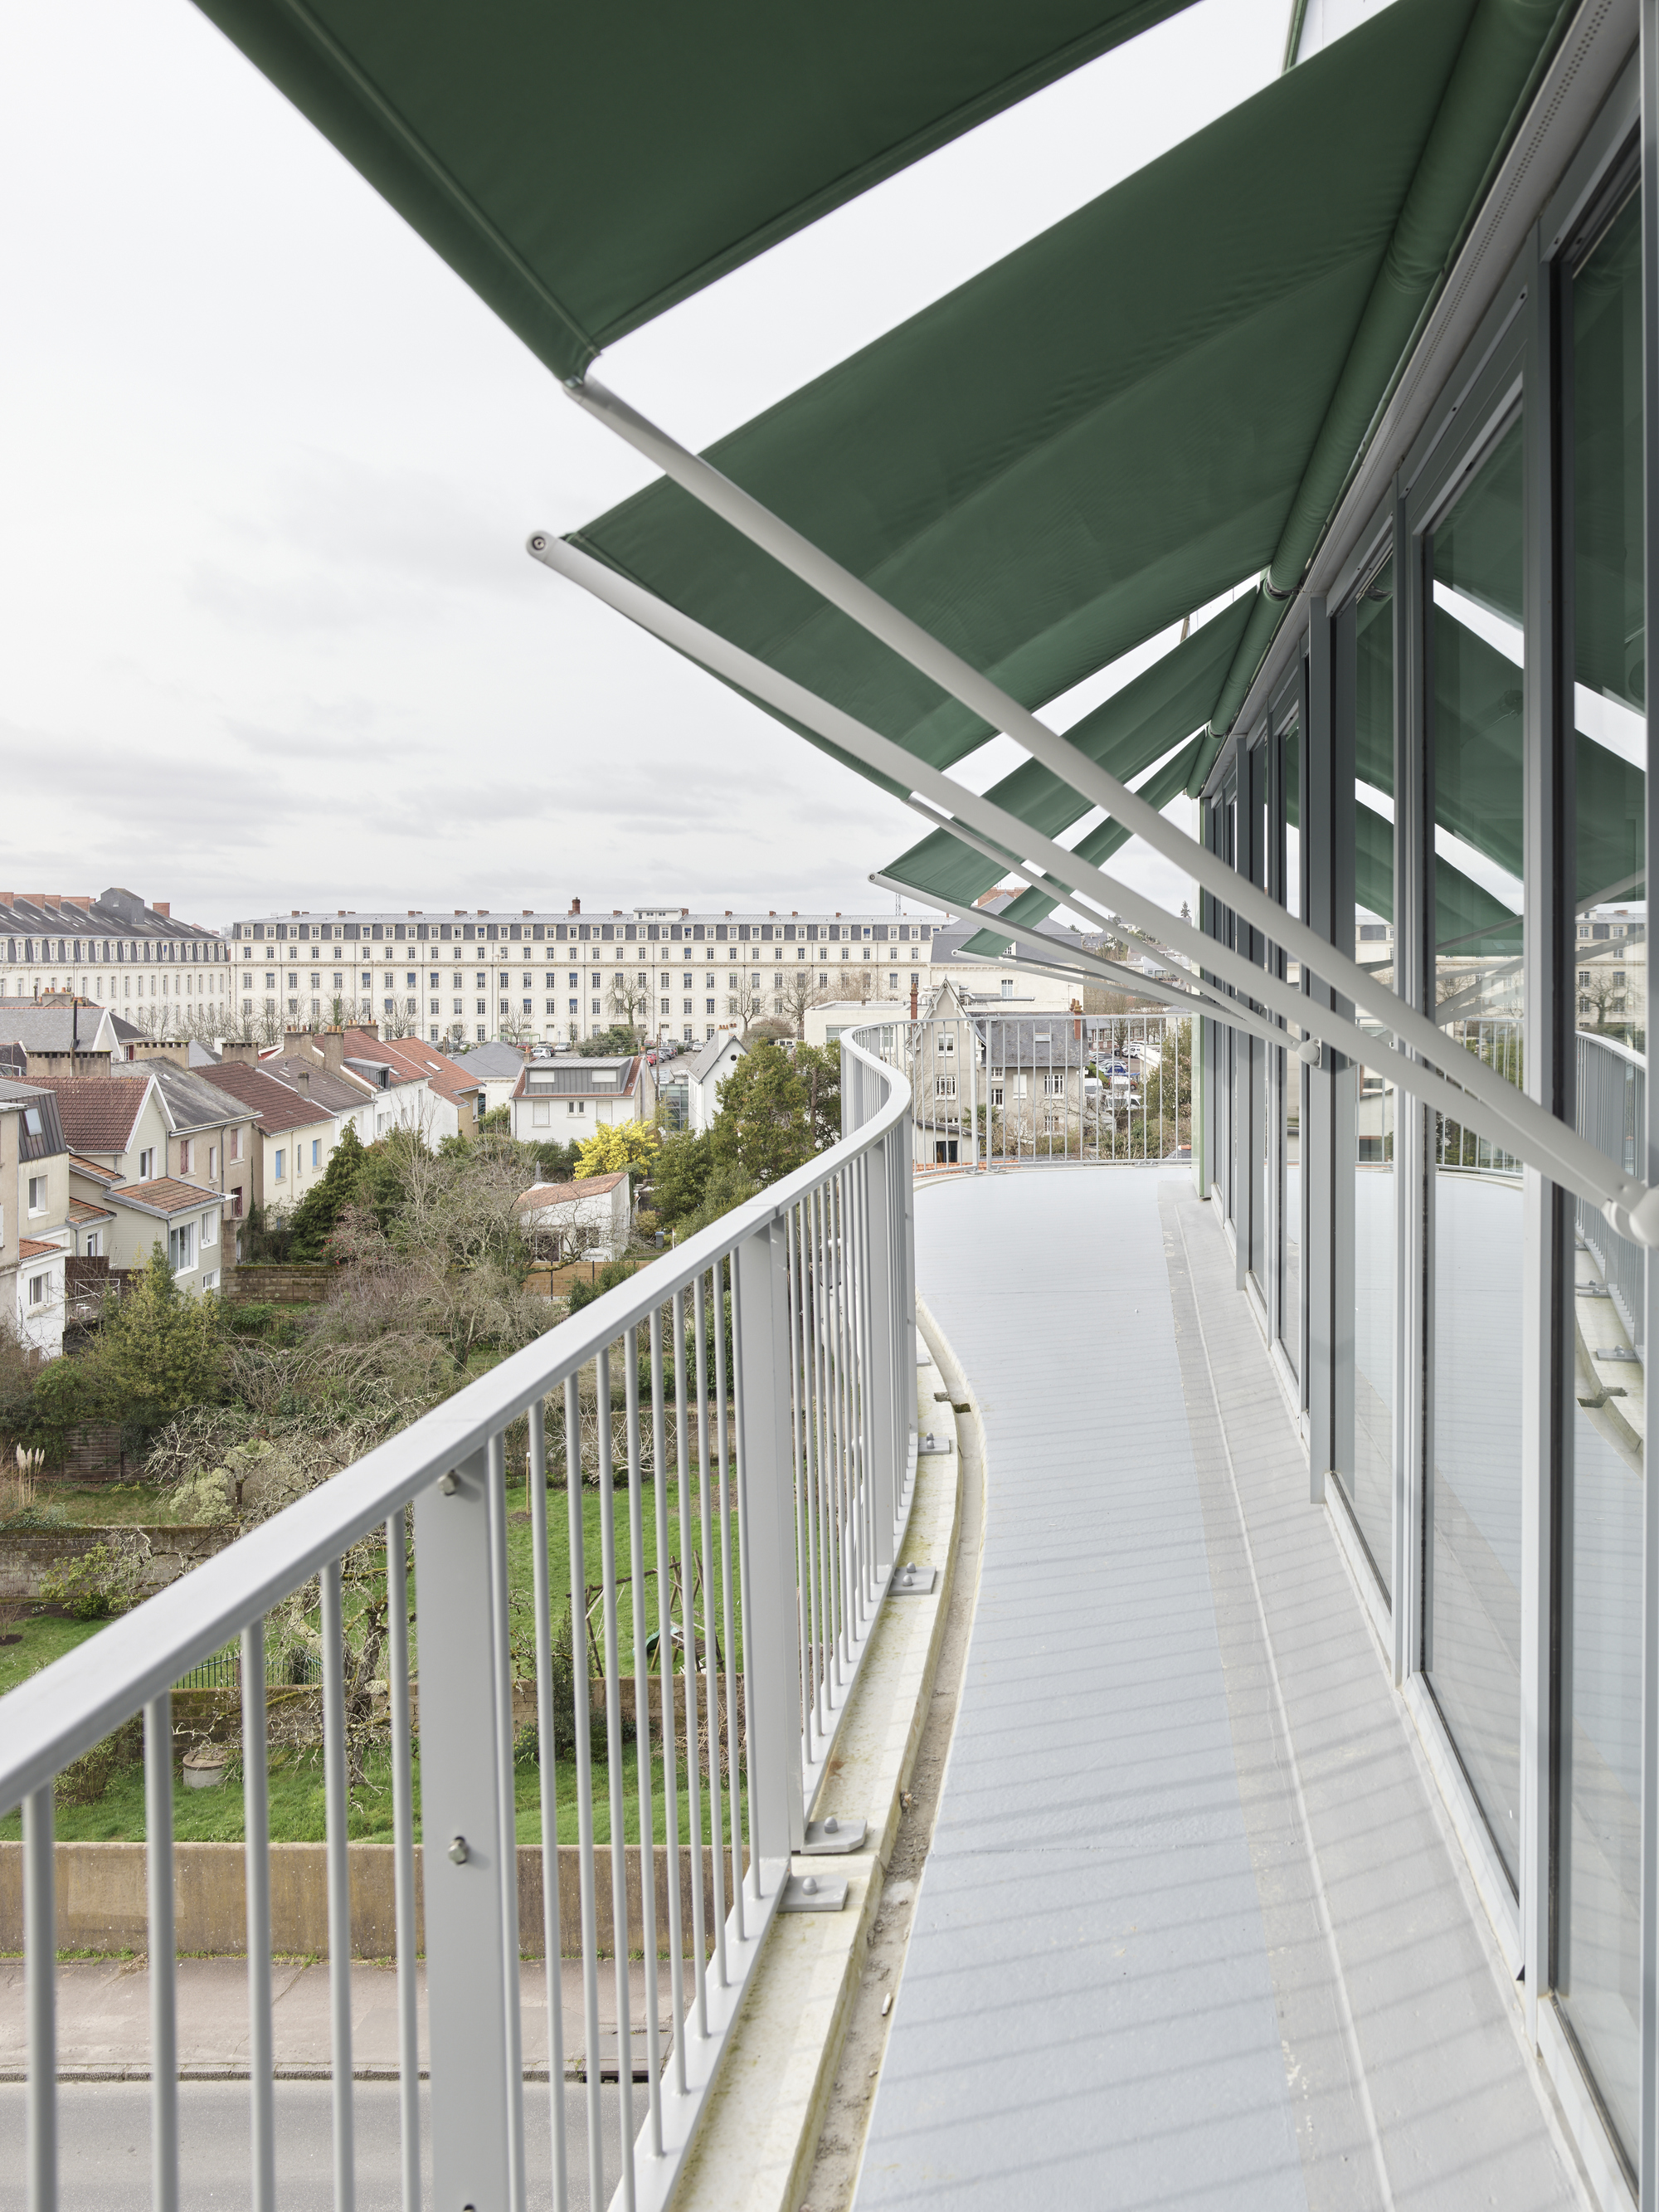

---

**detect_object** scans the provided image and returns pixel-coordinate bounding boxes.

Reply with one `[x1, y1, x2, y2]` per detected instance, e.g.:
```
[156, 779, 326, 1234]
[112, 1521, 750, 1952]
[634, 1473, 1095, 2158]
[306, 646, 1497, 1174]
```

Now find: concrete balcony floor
[856, 1168, 1581, 2212]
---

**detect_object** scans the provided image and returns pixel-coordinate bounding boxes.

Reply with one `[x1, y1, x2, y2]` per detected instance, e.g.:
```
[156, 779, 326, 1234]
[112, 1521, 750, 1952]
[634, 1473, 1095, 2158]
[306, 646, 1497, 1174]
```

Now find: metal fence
[0, 1031, 913, 2212]
[854, 1007, 1193, 1170]
[1434, 1019, 1525, 1176]
[1576, 1026, 1646, 1351]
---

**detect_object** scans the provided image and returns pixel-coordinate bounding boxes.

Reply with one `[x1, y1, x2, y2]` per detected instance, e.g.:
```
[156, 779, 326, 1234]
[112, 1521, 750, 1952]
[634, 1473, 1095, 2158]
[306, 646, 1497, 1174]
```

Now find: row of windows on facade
[3, 936, 225, 963]
[251, 943, 907, 967]
[236, 918, 932, 943]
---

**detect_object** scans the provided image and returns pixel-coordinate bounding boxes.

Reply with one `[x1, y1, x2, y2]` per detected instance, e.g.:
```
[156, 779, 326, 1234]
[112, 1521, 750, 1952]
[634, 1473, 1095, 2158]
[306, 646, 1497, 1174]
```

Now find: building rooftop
[109, 1177, 228, 1220]
[518, 1173, 627, 1207]
[196, 1060, 333, 1135]
[32, 1074, 153, 1156]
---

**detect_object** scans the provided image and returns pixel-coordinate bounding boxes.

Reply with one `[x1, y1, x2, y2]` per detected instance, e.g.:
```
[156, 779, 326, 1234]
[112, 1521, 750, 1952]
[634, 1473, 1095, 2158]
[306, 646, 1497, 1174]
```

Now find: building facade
[228, 904, 941, 1051]
[0, 889, 230, 1032]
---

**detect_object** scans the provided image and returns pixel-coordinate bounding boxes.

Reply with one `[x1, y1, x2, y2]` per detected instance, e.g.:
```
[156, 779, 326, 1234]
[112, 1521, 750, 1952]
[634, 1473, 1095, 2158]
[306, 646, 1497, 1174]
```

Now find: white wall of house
[520, 1177, 630, 1262]
[14, 1243, 66, 1358]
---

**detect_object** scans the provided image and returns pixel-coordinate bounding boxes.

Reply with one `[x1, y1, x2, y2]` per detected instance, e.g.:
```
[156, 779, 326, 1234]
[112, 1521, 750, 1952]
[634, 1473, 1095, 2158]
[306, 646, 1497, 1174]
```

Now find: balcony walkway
[856, 1167, 1581, 2212]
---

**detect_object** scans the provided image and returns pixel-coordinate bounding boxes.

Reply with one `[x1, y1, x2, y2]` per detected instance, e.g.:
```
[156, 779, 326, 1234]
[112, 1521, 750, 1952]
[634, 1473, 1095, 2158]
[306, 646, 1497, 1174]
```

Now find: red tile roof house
[36, 1072, 244, 1283]
[273, 1027, 485, 1146]
[517, 1172, 630, 1264]
[196, 1060, 342, 1239]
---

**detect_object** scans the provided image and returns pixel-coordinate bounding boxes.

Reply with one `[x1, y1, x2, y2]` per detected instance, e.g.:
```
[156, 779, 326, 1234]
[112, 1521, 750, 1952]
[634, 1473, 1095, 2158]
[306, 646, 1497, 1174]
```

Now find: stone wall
[218, 1263, 335, 1305]
[0, 1839, 718, 1959]
[0, 1524, 235, 1604]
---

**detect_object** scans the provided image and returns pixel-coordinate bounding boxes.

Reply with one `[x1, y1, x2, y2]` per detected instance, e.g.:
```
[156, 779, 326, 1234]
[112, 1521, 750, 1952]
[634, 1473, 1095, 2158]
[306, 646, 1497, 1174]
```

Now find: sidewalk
[0, 1956, 671, 2080]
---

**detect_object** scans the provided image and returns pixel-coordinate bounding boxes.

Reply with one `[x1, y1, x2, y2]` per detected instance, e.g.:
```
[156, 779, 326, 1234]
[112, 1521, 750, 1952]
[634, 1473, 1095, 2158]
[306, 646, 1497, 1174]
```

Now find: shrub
[567, 1260, 639, 1316]
[39, 1536, 150, 1621]
[56, 1715, 144, 1806]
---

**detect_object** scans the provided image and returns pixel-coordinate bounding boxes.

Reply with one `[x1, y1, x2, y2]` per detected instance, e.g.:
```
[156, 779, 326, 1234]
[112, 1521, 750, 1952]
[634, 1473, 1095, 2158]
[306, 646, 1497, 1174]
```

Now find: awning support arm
[525, 526, 1654, 1240]
[865, 861, 1297, 1055]
[559, 374, 1646, 1235]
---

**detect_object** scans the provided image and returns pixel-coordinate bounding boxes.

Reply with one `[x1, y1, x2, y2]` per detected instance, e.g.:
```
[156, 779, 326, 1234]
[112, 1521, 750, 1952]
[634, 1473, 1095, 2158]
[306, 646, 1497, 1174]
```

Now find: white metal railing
[1576, 1026, 1646, 1349]
[852, 1009, 1192, 1169]
[0, 1033, 914, 2212]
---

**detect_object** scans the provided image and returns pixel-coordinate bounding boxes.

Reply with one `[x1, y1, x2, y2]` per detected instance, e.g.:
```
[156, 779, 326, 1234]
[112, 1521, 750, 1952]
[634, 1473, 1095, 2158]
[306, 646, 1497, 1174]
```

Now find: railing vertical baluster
[23, 1784, 56, 2212]
[567, 1371, 605, 2212]
[145, 1693, 179, 2212]
[676, 1296, 708, 2038]
[242, 1621, 277, 2212]
[596, 1347, 636, 2211]
[805, 1190, 831, 1672]
[695, 1294, 729, 1991]
[651, 1304, 688, 2096]
[820, 1191, 844, 1679]
[625, 1327, 664, 2151]
[732, 1221, 805, 1873]
[319, 1559, 355, 2212]
[528, 1401, 569, 2210]
[784, 1216, 817, 1747]
[713, 1258, 744, 1945]
[484, 1434, 528, 2212]
[382, 1514, 421, 2212]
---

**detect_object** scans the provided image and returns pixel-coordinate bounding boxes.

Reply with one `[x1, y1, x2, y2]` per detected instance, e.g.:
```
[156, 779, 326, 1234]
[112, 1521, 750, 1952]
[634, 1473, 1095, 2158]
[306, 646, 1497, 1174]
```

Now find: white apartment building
[228, 904, 942, 1050]
[0, 887, 231, 1027]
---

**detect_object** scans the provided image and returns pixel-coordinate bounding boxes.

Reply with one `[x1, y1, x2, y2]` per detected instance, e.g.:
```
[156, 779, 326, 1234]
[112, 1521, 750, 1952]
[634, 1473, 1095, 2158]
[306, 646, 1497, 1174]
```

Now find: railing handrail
[0, 1034, 911, 1813]
[1579, 1026, 1646, 1072]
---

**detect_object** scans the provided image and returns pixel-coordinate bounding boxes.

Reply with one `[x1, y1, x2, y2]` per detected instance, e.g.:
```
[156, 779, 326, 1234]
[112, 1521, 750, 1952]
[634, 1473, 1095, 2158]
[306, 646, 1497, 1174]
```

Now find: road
[0, 2078, 625, 2210]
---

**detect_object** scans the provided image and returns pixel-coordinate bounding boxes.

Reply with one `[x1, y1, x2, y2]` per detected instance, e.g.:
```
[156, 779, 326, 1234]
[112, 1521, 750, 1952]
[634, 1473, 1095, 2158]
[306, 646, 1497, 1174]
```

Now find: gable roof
[518, 1173, 628, 1210]
[451, 1042, 528, 1080]
[32, 1074, 154, 1156]
[132, 1057, 255, 1133]
[108, 1177, 229, 1220]
[196, 1060, 333, 1136]
[263, 1055, 377, 1114]
[688, 1034, 744, 1083]
[0, 1003, 119, 1056]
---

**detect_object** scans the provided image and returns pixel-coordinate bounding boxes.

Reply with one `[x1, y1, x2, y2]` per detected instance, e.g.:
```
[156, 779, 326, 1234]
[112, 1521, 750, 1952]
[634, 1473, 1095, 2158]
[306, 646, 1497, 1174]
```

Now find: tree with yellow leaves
[573, 1120, 660, 1179]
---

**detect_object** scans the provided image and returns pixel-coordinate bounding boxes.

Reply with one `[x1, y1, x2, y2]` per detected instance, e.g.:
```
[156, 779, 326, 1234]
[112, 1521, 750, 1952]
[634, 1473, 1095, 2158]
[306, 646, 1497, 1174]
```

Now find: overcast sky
[2, 0, 1294, 934]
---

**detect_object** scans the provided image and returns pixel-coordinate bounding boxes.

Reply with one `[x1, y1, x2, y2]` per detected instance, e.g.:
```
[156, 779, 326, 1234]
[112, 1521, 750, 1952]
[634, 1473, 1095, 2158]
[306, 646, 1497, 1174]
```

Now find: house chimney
[153, 902, 171, 918]
[570, 898, 581, 916]
[320, 1028, 346, 1075]
[358, 1020, 380, 1042]
[219, 1039, 260, 1064]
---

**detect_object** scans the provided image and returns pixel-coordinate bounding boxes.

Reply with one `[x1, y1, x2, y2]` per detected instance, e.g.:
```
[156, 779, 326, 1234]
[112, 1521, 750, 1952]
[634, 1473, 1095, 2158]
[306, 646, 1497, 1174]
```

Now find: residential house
[260, 1052, 380, 1157]
[0, 1079, 70, 1359]
[975, 1014, 1089, 1151]
[132, 1059, 257, 1223]
[518, 1172, 630, 1263]
[508, 1055, 654, 1144]
[195, 1060, 341, 1230]
[450, 1040, 528, 1119]
[675, 1033, 745, 1133]
[0, 1000, 122, 1078]
[336, 1030, 484, 1144]
[272, 1026, 483, 1146]
[37, 1066, 254, 1274]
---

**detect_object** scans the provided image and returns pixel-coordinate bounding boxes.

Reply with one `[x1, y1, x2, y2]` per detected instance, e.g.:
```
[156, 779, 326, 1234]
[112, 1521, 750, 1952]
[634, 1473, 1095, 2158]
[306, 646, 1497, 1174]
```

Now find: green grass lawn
[0, 1742, 736, 1848]
[1, 1472, 745, 1845]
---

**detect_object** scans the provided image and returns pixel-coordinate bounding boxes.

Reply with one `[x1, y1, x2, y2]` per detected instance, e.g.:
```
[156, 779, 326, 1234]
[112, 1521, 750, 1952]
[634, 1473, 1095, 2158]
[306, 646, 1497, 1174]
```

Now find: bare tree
[778, 967, 830, 1038]
[606, 968, 651, 1044]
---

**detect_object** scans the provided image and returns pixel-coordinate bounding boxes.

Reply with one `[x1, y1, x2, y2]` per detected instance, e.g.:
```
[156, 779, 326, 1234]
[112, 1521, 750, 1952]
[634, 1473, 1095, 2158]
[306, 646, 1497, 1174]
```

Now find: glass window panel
[1559, 180, 1643, 2165]
[1346, 558, 1396, 1591]
[1425, 412, 1526, 1889]
[1281, 712, 1303, 1381]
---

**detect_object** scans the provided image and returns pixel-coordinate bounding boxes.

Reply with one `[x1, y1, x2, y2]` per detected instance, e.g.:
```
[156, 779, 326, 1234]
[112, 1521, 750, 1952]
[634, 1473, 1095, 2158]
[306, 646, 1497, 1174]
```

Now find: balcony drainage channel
[800, 1308, 986, 2212]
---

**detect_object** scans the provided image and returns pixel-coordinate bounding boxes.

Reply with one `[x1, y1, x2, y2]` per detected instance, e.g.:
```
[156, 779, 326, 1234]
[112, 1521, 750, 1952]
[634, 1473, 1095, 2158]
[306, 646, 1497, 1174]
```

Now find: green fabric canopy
[574, 0, 1476, 801]
[192, 0, 1194, 382]
[956, 738, 1203, 957]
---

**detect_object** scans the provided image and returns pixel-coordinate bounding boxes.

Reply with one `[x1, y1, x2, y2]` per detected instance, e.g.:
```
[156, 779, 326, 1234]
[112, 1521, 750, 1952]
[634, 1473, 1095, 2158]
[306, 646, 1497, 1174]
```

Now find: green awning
[887, 597, 1250, 913]
[956, 737, 1204, 957]
[573, 0, 1477, 794]
[192, 0, 1196, 383]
